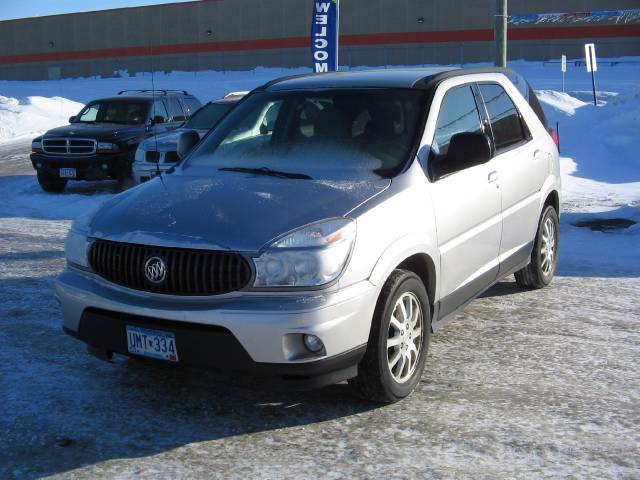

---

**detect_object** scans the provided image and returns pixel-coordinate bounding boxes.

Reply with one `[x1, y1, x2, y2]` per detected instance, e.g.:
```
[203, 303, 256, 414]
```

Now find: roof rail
[117, 89, 190, 96]
[223, 91, 249, 98]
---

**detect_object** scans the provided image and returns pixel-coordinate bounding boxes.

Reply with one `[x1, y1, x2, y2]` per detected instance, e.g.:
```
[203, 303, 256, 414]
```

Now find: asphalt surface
[1, 142, 639, 479]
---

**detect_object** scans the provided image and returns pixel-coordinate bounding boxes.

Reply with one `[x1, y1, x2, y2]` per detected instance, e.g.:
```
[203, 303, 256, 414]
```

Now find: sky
[0, 0, 199, 21]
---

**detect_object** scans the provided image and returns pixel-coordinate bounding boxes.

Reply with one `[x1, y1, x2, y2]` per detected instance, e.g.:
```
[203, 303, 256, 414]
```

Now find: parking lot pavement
[1, 144, 639, 479]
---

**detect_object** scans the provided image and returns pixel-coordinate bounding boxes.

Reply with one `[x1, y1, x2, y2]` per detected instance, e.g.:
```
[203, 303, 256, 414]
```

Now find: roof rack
[117, 89, 190, 96]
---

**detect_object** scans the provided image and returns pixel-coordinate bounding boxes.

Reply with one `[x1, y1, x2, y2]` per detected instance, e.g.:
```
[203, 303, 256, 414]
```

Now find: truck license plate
[126, 325, 179, 362]
[59, 168, 76, 178]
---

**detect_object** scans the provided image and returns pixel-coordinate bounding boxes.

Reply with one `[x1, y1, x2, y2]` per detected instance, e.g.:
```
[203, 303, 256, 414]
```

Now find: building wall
[0, 0, 638, 80]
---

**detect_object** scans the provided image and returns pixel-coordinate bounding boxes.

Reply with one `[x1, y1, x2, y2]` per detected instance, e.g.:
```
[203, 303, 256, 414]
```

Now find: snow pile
[0, 96, 83, 144]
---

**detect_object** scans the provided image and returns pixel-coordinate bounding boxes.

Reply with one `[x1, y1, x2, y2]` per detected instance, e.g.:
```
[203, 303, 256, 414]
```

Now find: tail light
[547, 127, 560, 152]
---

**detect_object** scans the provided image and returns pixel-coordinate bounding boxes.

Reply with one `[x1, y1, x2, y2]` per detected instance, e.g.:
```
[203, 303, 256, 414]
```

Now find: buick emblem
[144, 256, 167, 284]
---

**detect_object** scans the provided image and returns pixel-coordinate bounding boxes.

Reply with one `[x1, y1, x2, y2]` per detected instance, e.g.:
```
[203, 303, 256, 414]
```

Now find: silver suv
[58, 68, 560, 403]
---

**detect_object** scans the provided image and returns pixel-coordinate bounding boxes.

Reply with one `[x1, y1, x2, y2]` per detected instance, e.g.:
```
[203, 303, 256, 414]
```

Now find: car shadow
[0, 275, 380, 479]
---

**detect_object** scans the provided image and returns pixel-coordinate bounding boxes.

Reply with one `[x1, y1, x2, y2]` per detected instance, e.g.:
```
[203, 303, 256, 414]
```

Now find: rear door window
[151, 100, 169, 122]
[478, 83, 528, 152]
[166, 97, 186, 121]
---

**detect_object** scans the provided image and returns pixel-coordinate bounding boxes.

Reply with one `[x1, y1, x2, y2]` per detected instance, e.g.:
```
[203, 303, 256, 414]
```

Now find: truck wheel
[349, 269, 431, 403]
[37, 171, 68, 193]
[515, 205, 559, 289]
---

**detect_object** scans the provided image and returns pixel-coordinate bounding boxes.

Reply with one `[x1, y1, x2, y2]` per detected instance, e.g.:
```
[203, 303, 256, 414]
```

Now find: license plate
[126, 325, 179, 362]
[59, 168, 76, 178]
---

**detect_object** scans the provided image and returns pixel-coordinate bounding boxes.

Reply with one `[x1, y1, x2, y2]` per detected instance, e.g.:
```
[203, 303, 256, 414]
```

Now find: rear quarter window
[478, 83, 529, 152]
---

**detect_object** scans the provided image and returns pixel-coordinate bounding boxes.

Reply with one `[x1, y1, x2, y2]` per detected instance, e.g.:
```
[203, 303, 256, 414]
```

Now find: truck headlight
[32, 139, 43, 152]
[65, 229, 90, 269]
[97, 142, 119, 153]
[134, 146, 145, 162]
[253, 218, 356, 288]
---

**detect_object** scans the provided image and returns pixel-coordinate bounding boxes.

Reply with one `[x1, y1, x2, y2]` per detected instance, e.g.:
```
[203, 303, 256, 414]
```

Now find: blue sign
[311, 0, 339, 73]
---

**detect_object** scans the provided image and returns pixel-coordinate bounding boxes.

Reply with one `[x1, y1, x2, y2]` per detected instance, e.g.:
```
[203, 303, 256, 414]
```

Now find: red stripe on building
[0, 24, 638, 66]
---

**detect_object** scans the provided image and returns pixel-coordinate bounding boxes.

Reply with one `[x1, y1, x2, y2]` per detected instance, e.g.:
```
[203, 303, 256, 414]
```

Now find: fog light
[303, 334, 324, 353]
[101, 163, 108, 170]
[36, 162, 42, 168]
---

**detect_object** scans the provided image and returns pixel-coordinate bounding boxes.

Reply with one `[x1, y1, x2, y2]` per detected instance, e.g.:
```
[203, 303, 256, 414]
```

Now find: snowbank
[0, 96, 83, 144]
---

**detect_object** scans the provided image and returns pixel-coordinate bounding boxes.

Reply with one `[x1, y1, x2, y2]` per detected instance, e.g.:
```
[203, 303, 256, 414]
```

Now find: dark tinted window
[479, 83, 527, 151]
[150, 99, 169, 121]
[182, 97, 202, 117]
[166, 98, 185, 121]
[432, 85, 482, 157]
[185, 102, 235, 130]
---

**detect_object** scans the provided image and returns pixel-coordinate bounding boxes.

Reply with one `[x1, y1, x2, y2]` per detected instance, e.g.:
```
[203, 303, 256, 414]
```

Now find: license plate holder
[59, 168, 76, 178]
[126, 325, 179, 362]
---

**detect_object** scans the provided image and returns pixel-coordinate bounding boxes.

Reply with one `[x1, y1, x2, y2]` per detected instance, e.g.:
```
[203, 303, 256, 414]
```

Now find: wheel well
[544, 190, 559, 215]
[396, 253, 436, 311]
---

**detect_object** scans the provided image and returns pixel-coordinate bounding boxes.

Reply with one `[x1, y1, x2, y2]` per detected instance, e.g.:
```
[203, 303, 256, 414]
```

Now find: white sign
[561, 54, 567, 73]
[585, 43, 597, 72]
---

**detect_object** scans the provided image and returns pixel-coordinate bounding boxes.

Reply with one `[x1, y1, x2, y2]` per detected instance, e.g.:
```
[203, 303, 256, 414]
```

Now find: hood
[139, 127, 208, 152]
[43, 123, 144, 142]
[89, 172, 390, 251]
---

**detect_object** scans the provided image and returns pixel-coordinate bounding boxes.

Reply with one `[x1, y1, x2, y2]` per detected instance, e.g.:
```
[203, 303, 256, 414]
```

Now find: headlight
[253, 218, 356, 288]
[32, 139, 42, 152]
[65, 229, 90, 269]
[97, 142, 119, 153]
[134, 146, 145, 162]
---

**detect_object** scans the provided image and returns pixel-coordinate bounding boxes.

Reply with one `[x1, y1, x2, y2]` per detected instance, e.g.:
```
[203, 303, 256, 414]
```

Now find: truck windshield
[183, 89, 427, 179]
[74, 100, 150, 125]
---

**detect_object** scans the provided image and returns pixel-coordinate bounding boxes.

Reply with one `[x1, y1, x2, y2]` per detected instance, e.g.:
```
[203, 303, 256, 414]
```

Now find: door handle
[534, 149, 543, 160]
[488, 171, 499, 183]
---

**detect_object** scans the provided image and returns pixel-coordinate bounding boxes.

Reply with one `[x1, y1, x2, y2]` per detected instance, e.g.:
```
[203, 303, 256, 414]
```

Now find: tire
[37, 171, 68, 193]
[515, 205, 559, 289]
[349, 269, 431, 403]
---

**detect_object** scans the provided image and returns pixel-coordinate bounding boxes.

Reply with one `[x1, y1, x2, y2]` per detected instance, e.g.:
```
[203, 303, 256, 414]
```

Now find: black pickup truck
[30, 90, 201, 192]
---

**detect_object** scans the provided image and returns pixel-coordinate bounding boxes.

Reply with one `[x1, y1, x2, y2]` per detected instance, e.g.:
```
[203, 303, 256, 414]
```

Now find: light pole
[495, 0, 507, 67]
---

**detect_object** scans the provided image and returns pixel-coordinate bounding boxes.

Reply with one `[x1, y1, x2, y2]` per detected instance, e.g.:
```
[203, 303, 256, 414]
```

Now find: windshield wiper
[218, 166, 312, 180]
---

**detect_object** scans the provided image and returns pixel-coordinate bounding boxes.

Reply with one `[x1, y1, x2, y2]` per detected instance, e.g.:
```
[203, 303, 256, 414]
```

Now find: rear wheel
[36, 171, 68, 193]
[349, 269, 431, 403]
[515, 205, 559, 289]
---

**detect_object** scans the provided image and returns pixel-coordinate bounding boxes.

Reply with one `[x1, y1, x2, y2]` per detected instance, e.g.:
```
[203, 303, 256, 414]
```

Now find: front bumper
[31, 152, 131, 181]
[56, 268, 377, 387]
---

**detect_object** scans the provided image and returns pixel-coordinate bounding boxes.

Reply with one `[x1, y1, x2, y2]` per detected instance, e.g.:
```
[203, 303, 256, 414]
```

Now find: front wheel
[349, 269, 431, 403]
[515, 205, 559, 289]
[36, 171, 68, 193]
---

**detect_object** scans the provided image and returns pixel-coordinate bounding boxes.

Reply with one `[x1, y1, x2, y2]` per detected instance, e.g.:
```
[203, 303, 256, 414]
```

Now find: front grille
[88, 239, 252, 296]
[43, 138, 96, 155]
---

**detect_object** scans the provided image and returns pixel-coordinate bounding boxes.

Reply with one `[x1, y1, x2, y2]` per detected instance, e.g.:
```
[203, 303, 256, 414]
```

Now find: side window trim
[477, 81, 531, 156]
[427, 82, 484, 181]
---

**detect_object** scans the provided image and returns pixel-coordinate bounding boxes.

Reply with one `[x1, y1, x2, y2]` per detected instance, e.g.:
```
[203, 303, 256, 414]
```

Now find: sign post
[561, 54, 566, 92]
[311, 0, 340, 73]
[584, 43, 598, 106]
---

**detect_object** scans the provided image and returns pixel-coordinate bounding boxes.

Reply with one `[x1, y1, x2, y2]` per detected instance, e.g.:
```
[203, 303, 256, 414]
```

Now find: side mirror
[432, 132, 492, 180]
[69, 116, 77, 123]
[177, 130, 200, 160]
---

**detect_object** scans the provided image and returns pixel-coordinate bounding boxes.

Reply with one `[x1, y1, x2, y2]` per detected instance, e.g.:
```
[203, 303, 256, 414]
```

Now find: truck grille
[42, 138, 96, 155]
[88, 239, 252, 296]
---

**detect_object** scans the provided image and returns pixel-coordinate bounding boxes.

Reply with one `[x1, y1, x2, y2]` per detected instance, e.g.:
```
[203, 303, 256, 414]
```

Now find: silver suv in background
[133, 92, 247, 184]
[58, 68, 560, 403]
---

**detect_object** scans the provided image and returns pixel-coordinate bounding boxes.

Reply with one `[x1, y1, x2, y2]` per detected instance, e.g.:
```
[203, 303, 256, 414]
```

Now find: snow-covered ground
[0, 59, 639, 478]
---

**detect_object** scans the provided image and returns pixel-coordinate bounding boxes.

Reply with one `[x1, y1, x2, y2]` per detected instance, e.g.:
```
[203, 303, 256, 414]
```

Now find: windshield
[74, 100, 150, 125]
[183, 89, 427, 179]
[185, 102, 235, 130]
